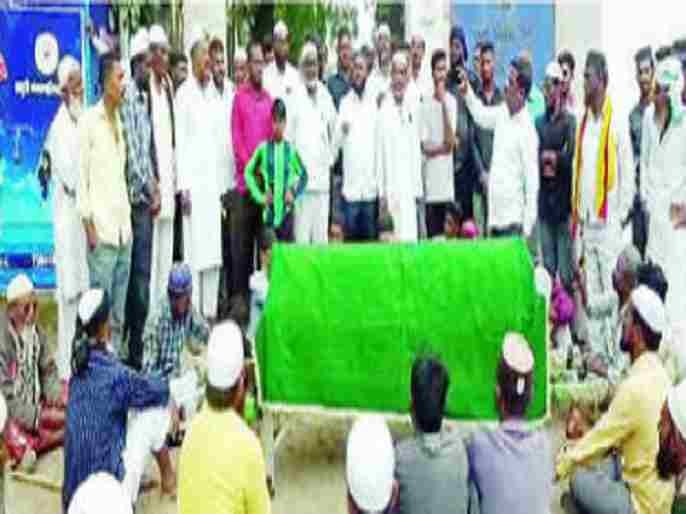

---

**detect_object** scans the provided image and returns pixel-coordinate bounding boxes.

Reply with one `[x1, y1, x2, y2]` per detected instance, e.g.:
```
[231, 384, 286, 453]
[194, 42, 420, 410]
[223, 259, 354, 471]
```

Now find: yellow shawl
[571, 95, 617, 237]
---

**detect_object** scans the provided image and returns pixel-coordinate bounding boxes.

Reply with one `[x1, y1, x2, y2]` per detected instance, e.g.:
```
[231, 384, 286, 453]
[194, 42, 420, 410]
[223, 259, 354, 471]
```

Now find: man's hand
[170, 403, 182, 438]
[542, 150, 558, 178]
[671, 203, 686, 229]
[181, 190, 191, 216]
[565, 405, 592, 441]
[150, 186, 161, 217]
[457, 68, 469, 97]
[284, 190, 294, 207]
[85, 224, 97, 252]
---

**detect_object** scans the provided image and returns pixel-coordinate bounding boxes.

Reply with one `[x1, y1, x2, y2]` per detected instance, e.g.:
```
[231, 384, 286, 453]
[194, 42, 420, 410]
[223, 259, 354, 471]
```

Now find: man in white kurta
[289, 43, 337, 244]
[572, 52, 634, 356]
[148, 26, 176, 313]
[175, 36, 222, 319]
[641, 58, 686, 322]
[46, 56, 89, 381]
[376, 52, 423, 242]
[263, 21, 300, 105]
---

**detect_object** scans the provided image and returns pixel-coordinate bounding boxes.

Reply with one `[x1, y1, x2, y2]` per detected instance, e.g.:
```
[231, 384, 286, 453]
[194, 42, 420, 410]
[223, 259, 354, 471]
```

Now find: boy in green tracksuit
[245, 98, 308, 241]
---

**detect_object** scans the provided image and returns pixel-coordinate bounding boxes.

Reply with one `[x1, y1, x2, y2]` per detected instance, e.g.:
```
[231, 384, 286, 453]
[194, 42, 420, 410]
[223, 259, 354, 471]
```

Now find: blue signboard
[452, 2, 555, 89]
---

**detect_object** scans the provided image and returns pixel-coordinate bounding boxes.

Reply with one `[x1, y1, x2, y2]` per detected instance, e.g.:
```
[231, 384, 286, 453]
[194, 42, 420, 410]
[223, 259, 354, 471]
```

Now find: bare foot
[161, 469, 177, 498]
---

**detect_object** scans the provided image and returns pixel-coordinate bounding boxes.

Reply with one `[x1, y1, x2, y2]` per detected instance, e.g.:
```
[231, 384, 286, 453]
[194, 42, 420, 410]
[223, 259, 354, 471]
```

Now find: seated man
[395, 356, 470, 514]
[556, 285, 675, 514]
[467, 333, 553, 514]
[346, 416, 398, 514]
[0, 274, 65, 469]
[248, 229, 275, 342]
[178, 322, 271, 514]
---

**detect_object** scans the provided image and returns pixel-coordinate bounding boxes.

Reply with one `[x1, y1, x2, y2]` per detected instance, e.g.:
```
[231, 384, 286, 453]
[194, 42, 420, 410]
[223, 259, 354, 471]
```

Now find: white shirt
[212, 78, 236, 193]
[334, 88, 379, 202]
[263, 61, 300, 103]
[578, 106, 634, 231]
[149, 75, 176, 219]
[367, 68, 390, 104]
[422, 92, 457, 203]
[287, 82, 337, 192]
[465, 89, 539, 235]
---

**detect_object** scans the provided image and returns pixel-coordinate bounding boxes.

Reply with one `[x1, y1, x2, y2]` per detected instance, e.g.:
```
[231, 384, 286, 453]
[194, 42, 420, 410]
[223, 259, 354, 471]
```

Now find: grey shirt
[467, 419, 553, 514]
[395, 430, 471, 514]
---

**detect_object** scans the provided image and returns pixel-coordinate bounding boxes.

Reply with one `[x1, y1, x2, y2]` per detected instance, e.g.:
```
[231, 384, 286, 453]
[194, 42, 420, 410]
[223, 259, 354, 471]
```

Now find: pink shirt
[231, 84, 274, 195]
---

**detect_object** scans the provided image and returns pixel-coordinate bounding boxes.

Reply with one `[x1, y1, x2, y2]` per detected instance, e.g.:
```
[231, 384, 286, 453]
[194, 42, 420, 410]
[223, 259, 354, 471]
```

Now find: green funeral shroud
[255, 238, 548, 421]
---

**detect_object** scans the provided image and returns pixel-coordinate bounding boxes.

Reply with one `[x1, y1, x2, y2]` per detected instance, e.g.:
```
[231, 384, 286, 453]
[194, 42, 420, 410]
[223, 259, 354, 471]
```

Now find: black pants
[218, 191, 237, 319]
[426, 203, 448, 239]
[231, 193, 263, 300]
[490, 223, 523, 238]
[125, 205, 153, 370]
[454, 171, 474, 220]
[173, 192, 184, 262]
[275, 211, 295, 242]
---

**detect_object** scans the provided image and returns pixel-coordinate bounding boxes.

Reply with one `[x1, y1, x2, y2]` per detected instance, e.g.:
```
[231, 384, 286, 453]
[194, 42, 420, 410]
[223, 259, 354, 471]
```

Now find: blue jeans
[539, 218, 573, 290]
[344, 200, 378, 241]
[568, 455, 633, 514]
[87, 239, 132, 359]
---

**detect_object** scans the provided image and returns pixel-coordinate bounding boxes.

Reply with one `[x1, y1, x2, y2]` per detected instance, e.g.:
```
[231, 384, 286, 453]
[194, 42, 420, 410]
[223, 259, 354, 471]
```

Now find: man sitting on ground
[557, 285, 675, 514]
[346, 415, 398, 514]
[395, 355, 470, 514]
[0, 274, 64, 469]
[467, 332, 553, 514]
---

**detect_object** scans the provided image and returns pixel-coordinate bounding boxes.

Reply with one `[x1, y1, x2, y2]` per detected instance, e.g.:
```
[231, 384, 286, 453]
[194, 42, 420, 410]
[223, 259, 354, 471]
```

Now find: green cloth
[244, 140, 308, 229]
[527, 84, 546, 123]
[256, 238, 548, 421]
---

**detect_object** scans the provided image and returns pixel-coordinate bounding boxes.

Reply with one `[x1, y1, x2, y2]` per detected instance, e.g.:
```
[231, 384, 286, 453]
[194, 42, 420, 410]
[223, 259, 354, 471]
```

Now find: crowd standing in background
[0, 16, 685, 514]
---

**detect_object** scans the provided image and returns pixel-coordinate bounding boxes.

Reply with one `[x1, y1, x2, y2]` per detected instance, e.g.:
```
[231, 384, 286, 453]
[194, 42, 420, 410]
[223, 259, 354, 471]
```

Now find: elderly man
[208, 36, 237, 317]
[377, 51, 423, 242]
[641, 57, 686, 324]
[77, 52, 131, 358]
[232, 41, 274, 300]
[536, 61, 577, 290]
[395, 356, 470, 514]
[175, 32, 222, 320]
[459, 56, 539, 239]
[288, 43, 336, 244]
[468, 333, 553, 514]
[333, 49, 379, 241]
[572, 50, 634, 351]
[45, 55, 89, 381]
[263, 21, 299, 102]
[0, 275, 64, 469]
[346, 416, 398, 514]
[367, 24, 393, 104]
[557, 285, 675, 514]
[421, 49, 458, 238]
[147, 26, 176, 318]
[120, 29, 159, 370]
[234, 47, 249, 88]
[408, 33, 431, 105]
[178, 322, 271, 514]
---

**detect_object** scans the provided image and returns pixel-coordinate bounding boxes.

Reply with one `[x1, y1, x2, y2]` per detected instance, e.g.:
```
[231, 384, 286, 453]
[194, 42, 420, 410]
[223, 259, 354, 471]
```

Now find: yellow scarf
[571, 95, 617, 237]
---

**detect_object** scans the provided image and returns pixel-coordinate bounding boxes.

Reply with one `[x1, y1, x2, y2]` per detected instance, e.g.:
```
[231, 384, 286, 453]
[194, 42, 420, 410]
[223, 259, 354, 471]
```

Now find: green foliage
[114, 0, 163, 36]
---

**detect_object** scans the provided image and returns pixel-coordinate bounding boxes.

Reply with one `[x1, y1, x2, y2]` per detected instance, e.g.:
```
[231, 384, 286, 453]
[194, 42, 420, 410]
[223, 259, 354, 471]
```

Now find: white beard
[305, 79, 318, 92]
[68, 97, 83, 121]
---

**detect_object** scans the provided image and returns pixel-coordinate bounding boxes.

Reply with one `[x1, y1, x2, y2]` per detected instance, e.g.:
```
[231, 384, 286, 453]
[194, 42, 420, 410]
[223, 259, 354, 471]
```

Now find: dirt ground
[5, 414, 568, 514]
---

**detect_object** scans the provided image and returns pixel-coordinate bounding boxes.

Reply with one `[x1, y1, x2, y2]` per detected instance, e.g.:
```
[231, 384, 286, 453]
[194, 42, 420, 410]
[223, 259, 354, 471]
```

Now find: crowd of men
[1, 14, 686, 514]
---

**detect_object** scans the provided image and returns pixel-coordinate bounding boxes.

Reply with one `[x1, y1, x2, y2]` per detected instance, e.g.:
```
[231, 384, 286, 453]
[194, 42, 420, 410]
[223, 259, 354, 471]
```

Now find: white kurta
[376, 94, 423, 242]
[263, 61, 300, 105]
[149, 76, 175, 310]
[45, 103, 89, 380]
[212, 79, 236, 193]
[175, 77, 222, 273]
[641, 106, 686, 322]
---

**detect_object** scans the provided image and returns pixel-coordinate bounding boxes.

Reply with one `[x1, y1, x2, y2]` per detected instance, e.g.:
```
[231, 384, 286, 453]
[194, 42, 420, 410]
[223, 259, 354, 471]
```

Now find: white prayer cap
[78, 289, 105, 326]
[6, 273, 34, 303]
[58, 55, 80, 88]
[346, 416, 395, 514]
[0, 393, 7, 432]
[234, 47, 248, 63]
[376, 23, 391, 40]
[668, 379, 686, 440]
[129, 28, 150, 59]
[300, 42, 319, 66]
[207, 321, 244, 389]
[631, 285, 668, 335]
[273, 20, 289, 40]
[67, 473, 132, 514]
[148, 24, 169, 48]
[391, 50, 409, 69]
[502, 332, 534, 374]
[186, 26, 208, 56]
[545, 60, 563, 81]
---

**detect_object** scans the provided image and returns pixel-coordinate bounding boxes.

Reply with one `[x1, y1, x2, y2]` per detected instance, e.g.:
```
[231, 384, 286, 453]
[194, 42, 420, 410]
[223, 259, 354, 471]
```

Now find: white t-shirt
[421, 92, 457, 203]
